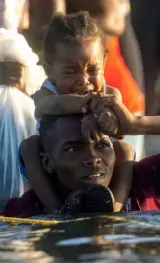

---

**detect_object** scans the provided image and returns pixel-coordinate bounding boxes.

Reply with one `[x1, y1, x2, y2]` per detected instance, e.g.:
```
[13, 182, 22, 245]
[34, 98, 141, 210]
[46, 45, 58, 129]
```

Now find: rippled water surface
[0, 211, 160, 263]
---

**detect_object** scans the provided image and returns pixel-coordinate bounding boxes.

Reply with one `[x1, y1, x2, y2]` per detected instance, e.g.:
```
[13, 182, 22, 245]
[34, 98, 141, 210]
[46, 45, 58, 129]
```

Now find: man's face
[67, 0, 130, 36]
[43, 116, 115, 191]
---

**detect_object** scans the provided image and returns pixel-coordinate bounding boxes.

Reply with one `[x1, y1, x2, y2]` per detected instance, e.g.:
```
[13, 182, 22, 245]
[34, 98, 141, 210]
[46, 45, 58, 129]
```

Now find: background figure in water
[0, 29, 46, 210]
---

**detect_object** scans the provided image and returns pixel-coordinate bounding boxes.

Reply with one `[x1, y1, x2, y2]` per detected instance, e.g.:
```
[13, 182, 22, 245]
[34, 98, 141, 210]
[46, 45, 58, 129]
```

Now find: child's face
[46, 37, 105, 95]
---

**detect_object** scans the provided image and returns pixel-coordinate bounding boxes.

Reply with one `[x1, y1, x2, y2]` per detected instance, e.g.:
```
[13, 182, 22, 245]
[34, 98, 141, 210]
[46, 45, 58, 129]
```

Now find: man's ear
[40, 153, 54, 174]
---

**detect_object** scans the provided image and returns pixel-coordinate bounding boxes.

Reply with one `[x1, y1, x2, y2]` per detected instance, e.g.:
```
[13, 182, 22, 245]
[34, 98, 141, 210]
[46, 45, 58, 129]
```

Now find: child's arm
[93, 95, 160, 136]
[130, 116, 160, 135]
[20, 136, 59, 212]
[34, 87, 90, 117]
[110, 140, 135, 212]
[112, 100, 160, 135]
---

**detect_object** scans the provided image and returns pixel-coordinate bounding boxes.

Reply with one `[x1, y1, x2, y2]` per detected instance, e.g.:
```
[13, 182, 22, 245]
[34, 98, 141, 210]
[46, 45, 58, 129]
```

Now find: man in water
[3, 112, 160, 217]
[4, 114, 117, 217]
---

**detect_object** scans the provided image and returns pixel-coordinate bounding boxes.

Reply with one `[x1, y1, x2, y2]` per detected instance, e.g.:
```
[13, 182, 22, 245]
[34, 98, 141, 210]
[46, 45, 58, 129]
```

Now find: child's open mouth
[74, 91, 89, 95]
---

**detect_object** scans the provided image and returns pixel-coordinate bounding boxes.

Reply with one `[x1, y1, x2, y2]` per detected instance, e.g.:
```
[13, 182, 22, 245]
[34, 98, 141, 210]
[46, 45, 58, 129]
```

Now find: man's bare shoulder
[133, 154, 160, 183]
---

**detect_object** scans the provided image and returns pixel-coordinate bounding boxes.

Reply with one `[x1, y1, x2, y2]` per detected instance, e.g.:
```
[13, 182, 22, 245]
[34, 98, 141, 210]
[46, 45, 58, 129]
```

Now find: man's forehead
[53, 116, 82, 143]
[50, 115, 111, 148]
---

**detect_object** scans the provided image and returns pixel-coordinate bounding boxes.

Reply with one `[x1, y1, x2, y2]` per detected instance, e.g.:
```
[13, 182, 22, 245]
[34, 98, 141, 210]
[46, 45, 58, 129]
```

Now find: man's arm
[34, 88, 90, 117]
[110, 140, 134, 212]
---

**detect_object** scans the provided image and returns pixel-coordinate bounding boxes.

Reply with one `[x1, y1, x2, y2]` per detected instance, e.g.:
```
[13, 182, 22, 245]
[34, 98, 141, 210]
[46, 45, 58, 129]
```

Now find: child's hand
[105, 86, 122, 102]
[89, 93, 119, 137]
[89, 92, 135, 137]
[98, 96, 135, 136]
[89, 89, 121, 114]
[81, 93, 93, 113]
[112, 100, 135, 136]
[81, 113, 102, 142]
[94, 108, 119, 137]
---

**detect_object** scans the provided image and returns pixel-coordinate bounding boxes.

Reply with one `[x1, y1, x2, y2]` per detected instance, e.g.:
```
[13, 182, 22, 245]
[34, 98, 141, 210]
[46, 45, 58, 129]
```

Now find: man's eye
[66, 147, 78, 152]
[97, 142, 111, 148]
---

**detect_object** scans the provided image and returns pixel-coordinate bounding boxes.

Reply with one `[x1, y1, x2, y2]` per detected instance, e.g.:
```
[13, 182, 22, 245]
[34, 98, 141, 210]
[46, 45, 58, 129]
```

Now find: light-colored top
[35, 79, 60, 134]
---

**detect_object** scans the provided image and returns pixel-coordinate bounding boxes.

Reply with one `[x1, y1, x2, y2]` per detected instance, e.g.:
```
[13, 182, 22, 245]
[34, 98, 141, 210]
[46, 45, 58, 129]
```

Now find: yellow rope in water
[0, 216, 59, 225]
[0, 215, 159, 229]
[0, 215, 89, 226]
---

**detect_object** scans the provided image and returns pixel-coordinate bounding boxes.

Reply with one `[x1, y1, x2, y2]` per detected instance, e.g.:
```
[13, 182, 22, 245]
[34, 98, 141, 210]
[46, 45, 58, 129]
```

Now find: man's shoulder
[127, 154, 160, 211]
[134, 154, 160, 175]
[2, 190, 43, 218]
[133, 153, 160, 193]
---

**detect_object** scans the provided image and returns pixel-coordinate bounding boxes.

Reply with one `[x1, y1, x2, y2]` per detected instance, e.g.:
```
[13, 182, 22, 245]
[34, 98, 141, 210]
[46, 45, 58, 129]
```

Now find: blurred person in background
[0, 0, 29, 32]
[23, 0, 66, 60]
[0, 29, 46, 210]
[119, 15, 144, 93]
[130, 0, 160, 116]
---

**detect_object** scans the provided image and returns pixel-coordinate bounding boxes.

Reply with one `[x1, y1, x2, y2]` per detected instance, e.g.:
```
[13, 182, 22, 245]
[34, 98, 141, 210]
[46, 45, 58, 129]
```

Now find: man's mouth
[83, 173, 104, 179]
[82, 173, 107, 184]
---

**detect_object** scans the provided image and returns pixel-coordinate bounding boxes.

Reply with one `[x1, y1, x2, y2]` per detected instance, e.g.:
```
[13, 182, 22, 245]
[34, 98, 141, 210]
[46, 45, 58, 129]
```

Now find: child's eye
[88, 67, 100, 73]
[62, 71, 74, 75]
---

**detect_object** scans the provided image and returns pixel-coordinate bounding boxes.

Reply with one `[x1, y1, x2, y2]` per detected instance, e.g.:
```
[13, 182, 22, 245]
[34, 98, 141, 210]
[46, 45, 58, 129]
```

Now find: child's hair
[44, 11, 107, 64]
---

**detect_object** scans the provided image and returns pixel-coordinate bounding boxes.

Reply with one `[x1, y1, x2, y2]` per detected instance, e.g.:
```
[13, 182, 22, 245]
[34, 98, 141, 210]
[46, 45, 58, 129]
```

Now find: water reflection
[0, 212, 159, 262]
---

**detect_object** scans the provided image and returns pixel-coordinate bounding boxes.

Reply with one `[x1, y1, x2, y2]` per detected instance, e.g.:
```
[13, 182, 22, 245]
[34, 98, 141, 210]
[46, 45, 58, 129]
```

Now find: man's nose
[84, 155, 102, 168]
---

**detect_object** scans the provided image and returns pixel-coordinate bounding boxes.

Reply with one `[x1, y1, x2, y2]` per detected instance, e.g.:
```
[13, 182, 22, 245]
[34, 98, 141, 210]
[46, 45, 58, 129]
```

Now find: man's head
[67, 0, 130, 36]
[40, 114, 115, 192]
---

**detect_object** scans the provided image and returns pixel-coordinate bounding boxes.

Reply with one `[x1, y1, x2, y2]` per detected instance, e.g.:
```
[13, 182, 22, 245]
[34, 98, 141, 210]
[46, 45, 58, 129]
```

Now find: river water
[0, 211, 160, 263]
